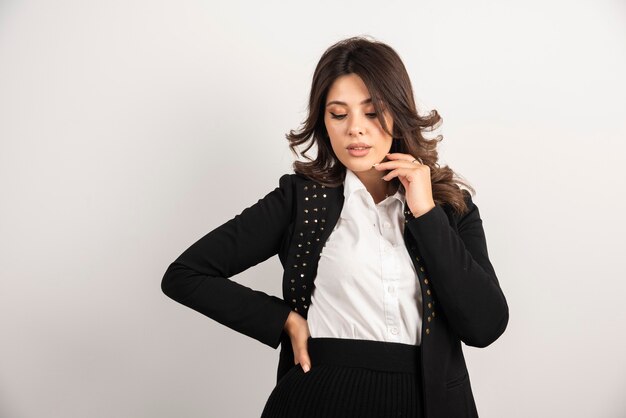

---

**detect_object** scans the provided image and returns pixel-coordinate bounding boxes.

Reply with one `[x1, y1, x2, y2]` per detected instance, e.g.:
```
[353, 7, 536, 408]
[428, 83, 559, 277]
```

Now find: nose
[348, 120, 365, 136]
[346, 110, 368, 136]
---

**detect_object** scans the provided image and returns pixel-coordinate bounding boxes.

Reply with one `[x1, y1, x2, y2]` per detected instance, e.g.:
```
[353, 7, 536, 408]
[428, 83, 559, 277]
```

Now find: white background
[1, 0, 625, 417]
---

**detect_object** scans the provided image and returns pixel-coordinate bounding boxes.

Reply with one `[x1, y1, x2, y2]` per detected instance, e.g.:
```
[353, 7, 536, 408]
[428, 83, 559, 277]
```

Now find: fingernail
[372, 163, 379, 167]
[303, 364, 310, 373]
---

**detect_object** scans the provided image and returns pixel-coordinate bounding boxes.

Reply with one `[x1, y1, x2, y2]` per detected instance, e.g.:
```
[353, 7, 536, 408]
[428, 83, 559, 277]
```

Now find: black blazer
[161, 172, 509, 418]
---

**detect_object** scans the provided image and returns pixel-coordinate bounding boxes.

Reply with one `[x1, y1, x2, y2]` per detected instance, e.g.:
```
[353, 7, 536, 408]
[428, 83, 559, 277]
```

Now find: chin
[341, 156, 380, 172]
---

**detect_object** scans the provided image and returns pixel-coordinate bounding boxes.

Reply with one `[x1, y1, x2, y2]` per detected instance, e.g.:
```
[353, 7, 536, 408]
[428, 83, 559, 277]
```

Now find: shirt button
[390, 327, 399, 335]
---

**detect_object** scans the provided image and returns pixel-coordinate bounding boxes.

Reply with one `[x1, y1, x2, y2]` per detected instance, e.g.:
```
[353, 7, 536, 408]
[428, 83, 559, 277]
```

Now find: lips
[347, 142, 371, 150]
[347, 146, 371, 157]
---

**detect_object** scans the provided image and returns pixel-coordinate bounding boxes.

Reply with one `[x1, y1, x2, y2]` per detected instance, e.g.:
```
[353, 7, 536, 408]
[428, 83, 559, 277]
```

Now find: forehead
[326, 74, 372, 105]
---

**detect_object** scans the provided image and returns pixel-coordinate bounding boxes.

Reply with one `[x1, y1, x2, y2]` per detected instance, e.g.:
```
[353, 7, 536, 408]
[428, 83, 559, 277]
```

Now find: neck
[352, 168, 398, 204]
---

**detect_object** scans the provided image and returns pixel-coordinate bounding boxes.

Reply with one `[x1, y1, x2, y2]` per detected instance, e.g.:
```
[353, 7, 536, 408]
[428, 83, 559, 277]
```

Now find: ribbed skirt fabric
[261, 336, 424, 418]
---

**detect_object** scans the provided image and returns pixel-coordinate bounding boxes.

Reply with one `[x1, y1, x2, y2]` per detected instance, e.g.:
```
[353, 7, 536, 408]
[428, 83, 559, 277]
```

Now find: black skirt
[261, 336, 424, 418]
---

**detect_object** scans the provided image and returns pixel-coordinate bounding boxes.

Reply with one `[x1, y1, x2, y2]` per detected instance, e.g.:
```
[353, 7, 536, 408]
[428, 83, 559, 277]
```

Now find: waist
[306, 336, 421, 374]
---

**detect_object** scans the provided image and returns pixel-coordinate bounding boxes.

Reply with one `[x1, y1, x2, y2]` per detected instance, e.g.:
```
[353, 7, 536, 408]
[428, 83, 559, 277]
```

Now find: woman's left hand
[374, 152, 436, 218]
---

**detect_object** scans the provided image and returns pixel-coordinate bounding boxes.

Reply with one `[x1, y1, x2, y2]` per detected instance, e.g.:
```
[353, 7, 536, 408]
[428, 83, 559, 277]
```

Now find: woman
[161, 36, 509, 418]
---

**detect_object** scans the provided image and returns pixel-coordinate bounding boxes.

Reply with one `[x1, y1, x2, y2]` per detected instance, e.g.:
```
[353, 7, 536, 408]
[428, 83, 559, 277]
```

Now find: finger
[386, 153, 421, 163]
[386, 152, 423, 163]
[294, 341, 312, 372]
[295, 351, 312, 372]
[382, 167, 420, 181]
[300, 350, 312, 373]
[373, 160, 415, 171]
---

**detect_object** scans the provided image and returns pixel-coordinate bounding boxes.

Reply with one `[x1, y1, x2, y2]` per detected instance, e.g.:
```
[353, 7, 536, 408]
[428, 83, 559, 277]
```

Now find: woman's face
[324, 73, 394, 172]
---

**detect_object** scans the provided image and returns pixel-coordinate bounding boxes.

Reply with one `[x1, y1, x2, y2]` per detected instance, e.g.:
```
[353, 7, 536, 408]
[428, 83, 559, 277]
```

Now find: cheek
[329, 138, 342, 155]
[325, 119, 337, 134]
[325, 123, 342, 146]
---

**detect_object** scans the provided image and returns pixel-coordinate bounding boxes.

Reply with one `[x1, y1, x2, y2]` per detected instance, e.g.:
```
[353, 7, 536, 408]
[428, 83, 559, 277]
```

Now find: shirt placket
[377, 202, 402, 342]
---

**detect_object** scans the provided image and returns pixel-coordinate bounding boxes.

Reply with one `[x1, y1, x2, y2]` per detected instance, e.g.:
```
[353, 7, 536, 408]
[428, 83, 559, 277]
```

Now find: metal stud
[291, 279, 295, 283]
[302, 262, 307, 266]
[428, 302, 432, 309]
[420, 266, 424, 272]
[304, 186, 308, 190]
[305, 197, 309, 201]
[313, 185, 316, 189]
[424, 278, 429, 285]
[292, 298, 296, 303]
[300, 274, 304, 277]
[301, 297, 305, 301]
[291, 287, 295, 291]
[426, 328, 430, 335]
[295, 307, 298, 311]
[426, 289, 431, 296]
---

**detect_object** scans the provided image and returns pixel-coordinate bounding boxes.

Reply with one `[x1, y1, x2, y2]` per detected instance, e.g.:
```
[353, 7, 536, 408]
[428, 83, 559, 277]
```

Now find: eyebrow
[325, 97, 372, 107]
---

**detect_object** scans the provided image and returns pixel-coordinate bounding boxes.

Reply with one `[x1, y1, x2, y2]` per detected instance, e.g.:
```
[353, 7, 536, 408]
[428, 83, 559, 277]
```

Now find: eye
[329, 112, 378, 120]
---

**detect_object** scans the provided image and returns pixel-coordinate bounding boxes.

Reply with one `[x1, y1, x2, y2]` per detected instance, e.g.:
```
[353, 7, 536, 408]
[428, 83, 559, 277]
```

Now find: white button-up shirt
[307, 168, 423, 345]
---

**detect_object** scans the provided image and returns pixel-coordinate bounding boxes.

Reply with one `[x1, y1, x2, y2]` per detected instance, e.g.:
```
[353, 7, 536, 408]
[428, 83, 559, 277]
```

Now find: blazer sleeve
[161, 174, 294, 349]
[406, 191, 509, 347]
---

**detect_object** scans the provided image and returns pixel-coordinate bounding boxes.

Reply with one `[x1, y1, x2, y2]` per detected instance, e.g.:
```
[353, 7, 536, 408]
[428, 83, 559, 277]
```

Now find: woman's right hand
[283, 310, 312, 373]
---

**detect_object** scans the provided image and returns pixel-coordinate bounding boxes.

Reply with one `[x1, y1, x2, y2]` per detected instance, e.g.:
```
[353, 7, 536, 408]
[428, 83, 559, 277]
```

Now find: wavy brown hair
[285, 35, 475, 215]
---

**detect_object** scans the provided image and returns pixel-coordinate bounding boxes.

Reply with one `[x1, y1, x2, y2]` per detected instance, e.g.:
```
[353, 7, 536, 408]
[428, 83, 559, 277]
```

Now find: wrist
[284, 311, 296, 331]
[412, 202, 436, 218]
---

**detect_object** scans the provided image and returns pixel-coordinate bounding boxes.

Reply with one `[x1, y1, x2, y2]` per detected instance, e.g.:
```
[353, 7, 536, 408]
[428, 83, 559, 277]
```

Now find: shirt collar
[343, 168, 405, 206]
